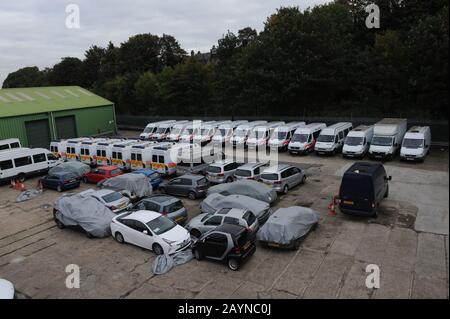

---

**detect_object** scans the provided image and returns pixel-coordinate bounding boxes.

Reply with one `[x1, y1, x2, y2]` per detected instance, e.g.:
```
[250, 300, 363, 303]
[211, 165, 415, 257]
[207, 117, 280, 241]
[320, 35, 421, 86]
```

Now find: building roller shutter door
[56, 116, 77, 139]
[25, 120, 51, 148]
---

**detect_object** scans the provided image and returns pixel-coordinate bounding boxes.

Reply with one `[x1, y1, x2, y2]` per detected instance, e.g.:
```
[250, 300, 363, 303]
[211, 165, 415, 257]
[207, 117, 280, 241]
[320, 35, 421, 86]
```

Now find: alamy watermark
[365, 264, 380, 289]
[365, 4, 380, 29]
[65, 264, 80, 289]
[65, 4, 80, 29]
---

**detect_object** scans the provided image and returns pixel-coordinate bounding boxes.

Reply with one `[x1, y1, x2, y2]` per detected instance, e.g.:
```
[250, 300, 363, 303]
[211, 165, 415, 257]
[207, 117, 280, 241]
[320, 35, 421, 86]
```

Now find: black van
[338, 162, 391, 217]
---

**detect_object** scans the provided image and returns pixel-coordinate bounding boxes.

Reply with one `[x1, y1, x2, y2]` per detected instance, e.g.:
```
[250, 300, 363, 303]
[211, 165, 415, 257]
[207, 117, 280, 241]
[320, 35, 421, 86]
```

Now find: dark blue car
[40, 172, 80, 192]
[131, 169, 163, 190]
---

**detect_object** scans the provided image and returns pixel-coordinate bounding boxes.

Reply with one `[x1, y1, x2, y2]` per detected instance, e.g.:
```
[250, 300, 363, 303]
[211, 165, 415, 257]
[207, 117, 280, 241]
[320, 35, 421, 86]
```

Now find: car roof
[263, 164, 292, 173]
[124, 210, 161, 223]
[133, 168, 157, 174]
[50, 171, 75, 177]
[97, 166, 120, 171]
[145, 195, 178, 204]
[92, 189, 118, 196]
[214, 223, 246, 235]
[210, 159, 235, 166]
[178, 174, 204, 180]
[237, 162, 265, 170]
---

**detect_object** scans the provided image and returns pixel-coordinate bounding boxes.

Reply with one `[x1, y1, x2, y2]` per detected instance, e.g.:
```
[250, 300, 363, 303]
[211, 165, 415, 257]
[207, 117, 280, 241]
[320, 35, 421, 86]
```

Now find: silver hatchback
[234, 162, 269, 181]
[260, 164, 306, 194]
[206, 160, 242, 184]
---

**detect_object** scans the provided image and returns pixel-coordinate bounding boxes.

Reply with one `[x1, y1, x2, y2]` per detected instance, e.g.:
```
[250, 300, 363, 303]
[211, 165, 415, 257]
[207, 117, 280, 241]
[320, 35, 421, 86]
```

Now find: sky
[0, 0, 328, 86]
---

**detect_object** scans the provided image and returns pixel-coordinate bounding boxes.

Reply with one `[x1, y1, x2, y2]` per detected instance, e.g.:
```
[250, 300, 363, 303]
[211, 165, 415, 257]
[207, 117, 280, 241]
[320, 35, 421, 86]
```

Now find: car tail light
[233, 246, 241, 254]
[218, 173, 224, 177]
[274, 180, 282, 185]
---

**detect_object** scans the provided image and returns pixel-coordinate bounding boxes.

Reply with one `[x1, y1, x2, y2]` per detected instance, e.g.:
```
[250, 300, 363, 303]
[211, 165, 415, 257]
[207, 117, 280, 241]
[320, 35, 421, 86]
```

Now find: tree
[83, 45, 106, 87]
[2, 66, 44, 88]
[118, 33, 161, 75]
[48, 57, 84, 86]
[158, 34, 187, 68]
[134, 72, 161, 113]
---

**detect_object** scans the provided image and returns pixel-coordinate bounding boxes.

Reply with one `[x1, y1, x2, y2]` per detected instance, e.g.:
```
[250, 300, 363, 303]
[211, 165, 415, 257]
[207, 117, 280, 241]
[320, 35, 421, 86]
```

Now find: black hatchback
[339, 162, 391, 217]
[191, 224, 256, 271]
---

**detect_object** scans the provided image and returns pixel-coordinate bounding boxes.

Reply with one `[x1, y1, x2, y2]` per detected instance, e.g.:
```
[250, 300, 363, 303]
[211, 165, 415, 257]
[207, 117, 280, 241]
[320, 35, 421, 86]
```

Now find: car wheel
[57, 184, 63, 192]
[301, 175, 307, 184]
[193, 249, 204, 260]
[153, 243, 164, 255]
[188, 191, 196, 200]
[293, 239, 301, 250]
[86, 232, 94, 239]
[190, 229, 201, 239]
[55, 219, 65, 229]
[82, 176, 88, 183]
[283, 185, 289, 194]
[226, 177, 233, 183]
[115, 232, 125, 244]
[384, 185, 389, 198]
[228, 258, 240, 271]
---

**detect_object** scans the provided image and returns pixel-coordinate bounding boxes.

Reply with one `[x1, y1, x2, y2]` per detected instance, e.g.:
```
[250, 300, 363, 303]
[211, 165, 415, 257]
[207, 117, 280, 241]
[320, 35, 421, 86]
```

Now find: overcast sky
[0, 0, 328, 86]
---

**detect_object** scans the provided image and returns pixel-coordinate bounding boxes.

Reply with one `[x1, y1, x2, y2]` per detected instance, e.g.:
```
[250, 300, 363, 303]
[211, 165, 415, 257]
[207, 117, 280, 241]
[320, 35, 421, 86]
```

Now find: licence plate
[175, 216, 185, 222]
[268, 242, 280, 247]
[343, 200, 354, 205]
[243, 241, 251, 250]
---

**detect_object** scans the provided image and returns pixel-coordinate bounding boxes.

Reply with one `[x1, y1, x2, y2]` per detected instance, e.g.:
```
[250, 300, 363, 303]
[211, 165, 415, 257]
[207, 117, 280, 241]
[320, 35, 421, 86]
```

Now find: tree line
[3, 0, 448, 119]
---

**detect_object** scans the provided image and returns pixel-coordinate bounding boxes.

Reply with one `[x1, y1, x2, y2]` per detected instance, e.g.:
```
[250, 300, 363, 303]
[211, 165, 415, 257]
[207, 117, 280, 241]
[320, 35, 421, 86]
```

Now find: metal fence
[117, 115, 449, 143]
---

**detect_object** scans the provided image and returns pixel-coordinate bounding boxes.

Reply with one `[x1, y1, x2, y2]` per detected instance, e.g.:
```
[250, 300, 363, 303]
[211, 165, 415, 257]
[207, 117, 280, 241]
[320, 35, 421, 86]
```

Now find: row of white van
[138, 119, 432, 161]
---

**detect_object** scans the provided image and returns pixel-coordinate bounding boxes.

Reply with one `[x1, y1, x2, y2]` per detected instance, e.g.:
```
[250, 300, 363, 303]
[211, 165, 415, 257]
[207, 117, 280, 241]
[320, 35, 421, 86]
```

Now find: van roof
[352, 125, 373, 133]
[376, 118, 407, 125]
[345, 162, 383, 176]
[325, 122, 352, 130]
[407, 126, 429, 134]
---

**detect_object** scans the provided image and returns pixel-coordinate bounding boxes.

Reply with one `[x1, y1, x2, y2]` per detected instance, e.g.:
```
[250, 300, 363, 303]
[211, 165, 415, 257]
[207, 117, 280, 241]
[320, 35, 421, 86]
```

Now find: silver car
[186, 208, 259, 238]
[260, 164, 306, 194]
[206, 160, 242, 184]
[87, 189, 131, 213]
[234, 162, 269, 181]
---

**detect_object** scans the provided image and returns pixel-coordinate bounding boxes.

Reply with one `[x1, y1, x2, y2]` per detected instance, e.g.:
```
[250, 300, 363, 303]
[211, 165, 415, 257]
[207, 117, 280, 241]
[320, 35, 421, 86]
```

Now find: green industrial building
[0, 86, 117, 148]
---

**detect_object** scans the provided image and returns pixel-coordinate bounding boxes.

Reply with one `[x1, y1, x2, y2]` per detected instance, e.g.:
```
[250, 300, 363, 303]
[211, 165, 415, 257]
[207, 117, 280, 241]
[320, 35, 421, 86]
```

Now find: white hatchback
[111, 210, 191, 255]
[85, 189, 131, 214]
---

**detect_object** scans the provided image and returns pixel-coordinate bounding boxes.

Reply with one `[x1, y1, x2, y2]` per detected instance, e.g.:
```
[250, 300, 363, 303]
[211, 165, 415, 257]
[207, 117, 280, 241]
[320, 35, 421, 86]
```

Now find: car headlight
[163, 238, 176, 245]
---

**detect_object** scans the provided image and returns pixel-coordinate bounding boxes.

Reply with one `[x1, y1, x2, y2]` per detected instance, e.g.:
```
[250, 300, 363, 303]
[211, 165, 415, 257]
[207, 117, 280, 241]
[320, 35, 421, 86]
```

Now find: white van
[400, 126, 431, 162]
[288, 123, 327, 155]
[269, 122, 306, 152]
[194, 121, 230, 146]
[167, 121, 192, 142]
[180, 121, 215, 143]
[247, 122, 286, 150]
[230, 121, 268, 148]
[0, 138, 21, 152]
[315, 122, 353, 155]
[342, 125, 374, 159]
[140, 120, 176, 140]
[64, 138, 92, 161]
[128, 142, 160, 170]
[369, 118, 407, 160]
[95, 139, 123, 166]
[212, 121, 248, 146]
[110, 140, 140, 170]
[0, 148, 61, 182]
[79, 138, 108, 166]
[151, 120, 184, 141]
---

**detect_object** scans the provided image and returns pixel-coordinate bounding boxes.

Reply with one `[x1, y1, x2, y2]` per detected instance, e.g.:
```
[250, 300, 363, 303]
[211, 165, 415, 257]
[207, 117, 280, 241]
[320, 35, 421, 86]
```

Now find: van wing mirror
[385, 176, 392, 181]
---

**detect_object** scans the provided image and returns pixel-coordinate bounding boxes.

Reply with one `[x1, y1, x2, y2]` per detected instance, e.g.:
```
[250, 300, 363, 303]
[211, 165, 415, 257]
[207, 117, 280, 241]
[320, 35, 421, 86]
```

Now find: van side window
[335, 135, 339, 143]
[112, 152, 117, 159]
[84, 149, 90, 156]
[11, 142, 20, 149]
[339, 131, 344, 140]
[33, 153, 46, 163]
[15, 156, 32, 167]
[97, 150, 101, 156]
[158, 155, 164, 163]
[117, 153, 122, 160]
[0, 160, 13, 170]
[131, 153, 136, 161]
[137, 154, 142, 161]
[152, 155, 158, 162]
[102, 151, 106, 157]
[0, 145, 9, 150]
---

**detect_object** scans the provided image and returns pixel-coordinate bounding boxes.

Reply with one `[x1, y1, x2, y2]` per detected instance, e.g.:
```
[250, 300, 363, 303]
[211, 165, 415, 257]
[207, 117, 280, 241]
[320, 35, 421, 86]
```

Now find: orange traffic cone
[328, 196, 337, 216]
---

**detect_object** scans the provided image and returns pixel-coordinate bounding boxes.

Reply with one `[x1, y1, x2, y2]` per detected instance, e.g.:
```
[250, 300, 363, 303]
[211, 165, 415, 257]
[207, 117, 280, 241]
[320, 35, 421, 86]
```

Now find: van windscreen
[402, 139, 424, 149]
[341, 174, 374, 200]
[345, 136, 364, 146]
[292, 134, 308, 142]
[318, 135, 334, 143]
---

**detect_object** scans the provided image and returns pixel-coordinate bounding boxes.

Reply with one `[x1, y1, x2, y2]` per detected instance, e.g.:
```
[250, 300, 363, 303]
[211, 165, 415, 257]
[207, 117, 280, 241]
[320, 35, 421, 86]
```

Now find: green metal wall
[0, 104, 117, 147]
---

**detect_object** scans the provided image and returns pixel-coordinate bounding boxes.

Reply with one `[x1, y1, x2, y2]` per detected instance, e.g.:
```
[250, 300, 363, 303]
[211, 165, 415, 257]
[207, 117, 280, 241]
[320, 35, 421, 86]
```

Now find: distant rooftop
[0, 86, 113, 118]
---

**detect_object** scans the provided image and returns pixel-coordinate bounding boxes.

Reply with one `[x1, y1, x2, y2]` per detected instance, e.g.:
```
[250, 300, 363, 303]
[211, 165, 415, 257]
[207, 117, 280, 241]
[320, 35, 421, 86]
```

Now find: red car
[82, 166, 123, 184]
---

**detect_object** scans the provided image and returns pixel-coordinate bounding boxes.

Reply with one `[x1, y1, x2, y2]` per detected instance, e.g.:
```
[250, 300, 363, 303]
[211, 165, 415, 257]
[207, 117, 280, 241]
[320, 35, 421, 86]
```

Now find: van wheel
[190, 229, 201, 239]
[384, 185, 389, 198]
[283, 185, 289, 194]
[228, 258, 240, 271]
[153, 243, 164, 255]
[188, 191, 196, 200]
[17, 173, 26, 183]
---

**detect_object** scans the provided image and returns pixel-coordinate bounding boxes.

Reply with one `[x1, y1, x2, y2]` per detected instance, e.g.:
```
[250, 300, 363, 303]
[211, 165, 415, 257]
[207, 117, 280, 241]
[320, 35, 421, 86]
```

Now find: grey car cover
[98, 173, 152, 198]
[206, 180, 277, 204]
[49, 162, 91, 178]
[201, 194, 270, 220]
[53, 192, 115, 238]
[152, 250, 194, 275]
[257, 206, 319, 245]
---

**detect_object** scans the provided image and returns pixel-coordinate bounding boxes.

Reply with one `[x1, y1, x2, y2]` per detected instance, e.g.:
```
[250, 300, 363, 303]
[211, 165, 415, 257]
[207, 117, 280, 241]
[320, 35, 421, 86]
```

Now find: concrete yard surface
[0, 144, 448, 299]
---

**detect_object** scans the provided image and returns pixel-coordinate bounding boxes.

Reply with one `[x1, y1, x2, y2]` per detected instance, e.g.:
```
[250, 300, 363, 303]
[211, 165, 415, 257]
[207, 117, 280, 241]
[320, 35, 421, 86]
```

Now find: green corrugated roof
[0, 86, 113, 118]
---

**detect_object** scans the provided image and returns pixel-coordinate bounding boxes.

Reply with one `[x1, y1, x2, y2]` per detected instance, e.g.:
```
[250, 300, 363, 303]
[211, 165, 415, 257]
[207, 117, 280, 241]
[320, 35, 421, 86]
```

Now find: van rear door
[339, 174, 374, 213]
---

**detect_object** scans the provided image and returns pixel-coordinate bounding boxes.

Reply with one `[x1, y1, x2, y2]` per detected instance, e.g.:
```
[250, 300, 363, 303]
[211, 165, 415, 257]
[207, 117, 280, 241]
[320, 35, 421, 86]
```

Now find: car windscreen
[340, 174, 374, 200]
[149, 172, 161, 180]
[243, 211, 256, 226]
[402, 138, 424, 149]
[63, 173, 77, 181]
[261, 173, 279, 180]
[184, 128, 194, 135]
[110, 169, 122, 175]
[207, 166, 222, 173]
[235, 169, 251, 177]
[201, 213, 213, 222]
[318, 135, 334, 143]
[292, 134, 308, 143]
[372, 136, 393, 146]
[102, 192, 123, 203]
[165, 200, 184, 213]
[345, 136, 364, 146]
[146, 216, 176, 235]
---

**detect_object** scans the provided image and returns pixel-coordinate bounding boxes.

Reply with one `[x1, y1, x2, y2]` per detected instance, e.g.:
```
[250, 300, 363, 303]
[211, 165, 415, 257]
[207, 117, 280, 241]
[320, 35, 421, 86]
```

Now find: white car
[0, 278, 14, 299]
[86, 189, 131, 214]
[110, 210, 191, 255]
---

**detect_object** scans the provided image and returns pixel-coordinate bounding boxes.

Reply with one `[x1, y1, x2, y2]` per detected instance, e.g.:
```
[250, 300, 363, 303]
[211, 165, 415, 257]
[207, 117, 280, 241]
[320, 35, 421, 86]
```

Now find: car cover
[201, 194, 270, 220]
[152, 250, 194, 275]
[16, 189, 43, 203]
[53, 192, 115, 238]
[98, 173, 152, 198]
[0, 278, 14, 299]
[206, 180, 277, 204]
[49, 162, 91, 178]
[257, 206, 319, 245]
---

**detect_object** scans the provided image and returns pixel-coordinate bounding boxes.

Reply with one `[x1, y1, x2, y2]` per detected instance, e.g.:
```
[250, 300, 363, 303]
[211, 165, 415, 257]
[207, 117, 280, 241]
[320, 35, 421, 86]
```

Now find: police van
[128, 142, 160, 170]
[64, 138, 92, 161]
[95, 139, 123, 166]
[79, 138, 108, 166]
[0, 148, 61, 182]
[110, 140, 140, 170]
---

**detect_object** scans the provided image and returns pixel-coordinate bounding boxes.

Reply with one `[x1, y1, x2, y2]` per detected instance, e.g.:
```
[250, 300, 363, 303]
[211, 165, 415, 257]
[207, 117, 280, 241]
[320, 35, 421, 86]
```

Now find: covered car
[201, 193, 271, 224]
[53, 192, 116, 238]
[48, 161, 90, 179]
[257, 206, 319, 249]
[206, 180, 277, 205]
[97, 173, 152, 201]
